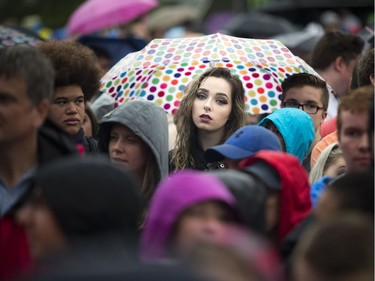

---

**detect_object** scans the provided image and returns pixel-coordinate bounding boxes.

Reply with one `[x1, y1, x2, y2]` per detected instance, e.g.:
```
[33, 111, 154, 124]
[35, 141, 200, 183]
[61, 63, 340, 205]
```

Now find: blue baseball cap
[204, 125, 282, 162]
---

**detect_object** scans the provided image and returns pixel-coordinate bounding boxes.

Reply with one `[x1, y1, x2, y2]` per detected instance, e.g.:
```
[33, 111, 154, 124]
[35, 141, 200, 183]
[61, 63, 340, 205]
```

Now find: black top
[169, 141, 225, 172]
[43, 119, 99, 153]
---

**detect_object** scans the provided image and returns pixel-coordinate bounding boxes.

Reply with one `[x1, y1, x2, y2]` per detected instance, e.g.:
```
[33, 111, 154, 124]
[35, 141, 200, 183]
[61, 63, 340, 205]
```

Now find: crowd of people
[0, 24, 373, 281]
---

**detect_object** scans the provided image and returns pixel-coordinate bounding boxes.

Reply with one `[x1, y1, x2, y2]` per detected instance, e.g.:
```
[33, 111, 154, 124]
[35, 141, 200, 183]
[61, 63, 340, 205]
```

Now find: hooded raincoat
[140, 170, 238, 262]
[241, 151, 312, 244]
[98, 100, 169, 197]
[258, 108, 314, 163]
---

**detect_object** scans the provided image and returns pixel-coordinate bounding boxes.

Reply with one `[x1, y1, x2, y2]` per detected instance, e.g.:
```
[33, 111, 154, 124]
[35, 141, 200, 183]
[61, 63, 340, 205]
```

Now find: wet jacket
[0, 124, 78, 281]
[98, 100, 169, 189]
[42, 119, 99, 153]
[169, 141, 225, 172]
[241, 151, 312, 244]
[258, 108, 314, 163]
[140, 170, 238, 262]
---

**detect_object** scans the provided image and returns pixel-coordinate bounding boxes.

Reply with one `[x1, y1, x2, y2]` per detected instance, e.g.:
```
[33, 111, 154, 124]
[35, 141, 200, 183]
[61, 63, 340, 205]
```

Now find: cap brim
[205, 144, 256, 162]
[243, 161, 280, 191]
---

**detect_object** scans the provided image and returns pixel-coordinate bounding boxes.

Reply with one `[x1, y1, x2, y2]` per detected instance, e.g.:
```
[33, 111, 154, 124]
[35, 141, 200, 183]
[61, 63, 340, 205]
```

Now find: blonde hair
[309, 142, 343, 184]
[171, 67, 246, 170]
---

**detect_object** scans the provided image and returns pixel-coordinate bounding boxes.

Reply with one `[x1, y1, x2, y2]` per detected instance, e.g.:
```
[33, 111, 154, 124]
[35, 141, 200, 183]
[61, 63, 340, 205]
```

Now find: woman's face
[192, 77, 232, 135]
[264, 122, 286, 152]
[265, 190, 280, 232]
[108, 124, 149, 178]
[82, 113, 93, 137]
[173, 201, 235, 258]
[324, 156, 346, 178]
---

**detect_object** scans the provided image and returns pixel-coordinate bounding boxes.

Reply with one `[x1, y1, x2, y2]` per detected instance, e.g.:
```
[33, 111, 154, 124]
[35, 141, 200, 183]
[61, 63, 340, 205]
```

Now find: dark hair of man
[281, 73, 329, 111]
[357, 48, 374, 87]
[294, 213, 374, 281]
[0, 45, 55, 105]
[37, 41, 101, 101]
[327, 170, 374, 217]
[310, 31, 364, 71]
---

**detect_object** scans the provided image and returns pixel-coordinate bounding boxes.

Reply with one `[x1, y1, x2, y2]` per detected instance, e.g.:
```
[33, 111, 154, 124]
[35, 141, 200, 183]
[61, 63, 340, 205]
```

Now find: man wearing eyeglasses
[281, 73, 329, 172]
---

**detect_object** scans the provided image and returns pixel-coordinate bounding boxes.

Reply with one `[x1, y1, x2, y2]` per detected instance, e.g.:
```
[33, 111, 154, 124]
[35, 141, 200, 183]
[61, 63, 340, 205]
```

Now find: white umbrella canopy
[100, 33, 322, 115]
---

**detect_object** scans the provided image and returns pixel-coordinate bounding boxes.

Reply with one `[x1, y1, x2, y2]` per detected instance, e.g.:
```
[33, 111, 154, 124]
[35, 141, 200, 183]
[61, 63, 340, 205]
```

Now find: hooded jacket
[241, 151, 312, 244]
[140, 170, 238, 262]
[258, 108, 315, 163]
[98, 100, 169, 188]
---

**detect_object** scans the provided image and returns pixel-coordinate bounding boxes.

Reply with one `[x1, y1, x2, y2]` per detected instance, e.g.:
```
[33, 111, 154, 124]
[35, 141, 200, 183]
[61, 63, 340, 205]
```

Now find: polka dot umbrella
[100, 33, 320, 115]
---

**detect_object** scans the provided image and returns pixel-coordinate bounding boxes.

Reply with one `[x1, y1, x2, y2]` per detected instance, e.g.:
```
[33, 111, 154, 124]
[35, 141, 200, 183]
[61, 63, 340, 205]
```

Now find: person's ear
[334, 56, 346, 73]
[321, 110, 327, 122]
[32, 99, 50, 128]
[370, 74, 374, 86]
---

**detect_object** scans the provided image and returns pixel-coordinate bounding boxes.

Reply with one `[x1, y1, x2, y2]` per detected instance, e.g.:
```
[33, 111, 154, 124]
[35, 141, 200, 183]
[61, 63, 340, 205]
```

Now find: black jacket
[169, 143, 225, 172]
[42, 120, 99, 154]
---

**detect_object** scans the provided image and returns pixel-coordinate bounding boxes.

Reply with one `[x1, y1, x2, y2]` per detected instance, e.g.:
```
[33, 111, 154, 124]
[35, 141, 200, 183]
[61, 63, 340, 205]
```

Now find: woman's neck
[197, 129, 225, 151]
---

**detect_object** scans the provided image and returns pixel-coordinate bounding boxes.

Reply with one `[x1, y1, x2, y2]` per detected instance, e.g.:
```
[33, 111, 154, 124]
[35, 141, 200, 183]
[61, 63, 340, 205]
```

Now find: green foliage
[0, 0, 84, 28]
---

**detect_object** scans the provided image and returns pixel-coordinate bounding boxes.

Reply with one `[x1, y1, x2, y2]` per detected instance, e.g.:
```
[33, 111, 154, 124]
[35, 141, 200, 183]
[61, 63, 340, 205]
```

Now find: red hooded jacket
[241, 151, 312, 244]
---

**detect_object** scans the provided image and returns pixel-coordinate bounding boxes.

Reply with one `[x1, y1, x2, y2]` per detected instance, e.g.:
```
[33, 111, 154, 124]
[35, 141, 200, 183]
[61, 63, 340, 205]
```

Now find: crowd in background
[0, 3, 374, 281]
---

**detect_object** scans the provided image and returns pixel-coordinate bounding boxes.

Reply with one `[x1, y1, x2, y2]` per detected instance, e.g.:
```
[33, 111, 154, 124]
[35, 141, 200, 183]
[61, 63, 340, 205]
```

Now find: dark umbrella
[258, 0, 372, 12]
[273, 23, 324, 57]
[257, 0, 372, 26]
[0, 24, 44, 48]
[220, 11, 298, 39]
[77, 35, 147, 67]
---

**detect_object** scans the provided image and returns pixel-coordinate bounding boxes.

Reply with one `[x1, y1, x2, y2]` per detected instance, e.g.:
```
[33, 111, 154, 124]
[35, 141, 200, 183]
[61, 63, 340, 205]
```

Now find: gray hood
[98, 100, 169, 183]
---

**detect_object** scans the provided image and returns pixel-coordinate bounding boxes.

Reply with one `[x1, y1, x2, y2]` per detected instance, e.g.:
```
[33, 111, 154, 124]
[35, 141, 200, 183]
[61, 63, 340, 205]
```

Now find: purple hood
[140, 170, 237, 261]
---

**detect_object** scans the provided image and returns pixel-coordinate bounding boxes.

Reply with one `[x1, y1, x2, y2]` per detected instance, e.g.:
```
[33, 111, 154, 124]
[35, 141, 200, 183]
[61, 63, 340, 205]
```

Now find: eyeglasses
[283, 101, 324, 114]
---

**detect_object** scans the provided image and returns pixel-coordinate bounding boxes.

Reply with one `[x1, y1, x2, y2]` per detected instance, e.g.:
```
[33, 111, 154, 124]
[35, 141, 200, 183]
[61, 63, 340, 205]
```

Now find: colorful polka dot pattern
[100, 33, 319, 115]
[0, 26, 43, 48]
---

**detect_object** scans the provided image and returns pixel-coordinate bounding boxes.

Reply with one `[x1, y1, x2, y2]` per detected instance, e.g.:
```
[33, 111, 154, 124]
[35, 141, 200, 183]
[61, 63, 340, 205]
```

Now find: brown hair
[141, 150, 158, 206]
[37, 41, 101, 101]
[357, 48, 374, 87]
[281, 73, 329, 111]
[293, 213, 374, 281]
[84, 104, 98, 137]
[337, 85, 374, 133]
[310, 31, 364, 71]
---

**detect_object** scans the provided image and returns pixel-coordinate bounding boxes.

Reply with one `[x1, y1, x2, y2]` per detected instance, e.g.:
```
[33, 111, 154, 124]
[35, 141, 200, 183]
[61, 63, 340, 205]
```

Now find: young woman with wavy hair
[170, 67, 246, 171]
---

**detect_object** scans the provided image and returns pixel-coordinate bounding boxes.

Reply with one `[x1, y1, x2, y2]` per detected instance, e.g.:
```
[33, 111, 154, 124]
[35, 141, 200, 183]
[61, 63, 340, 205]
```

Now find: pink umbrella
[67, 0, 158, 35]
